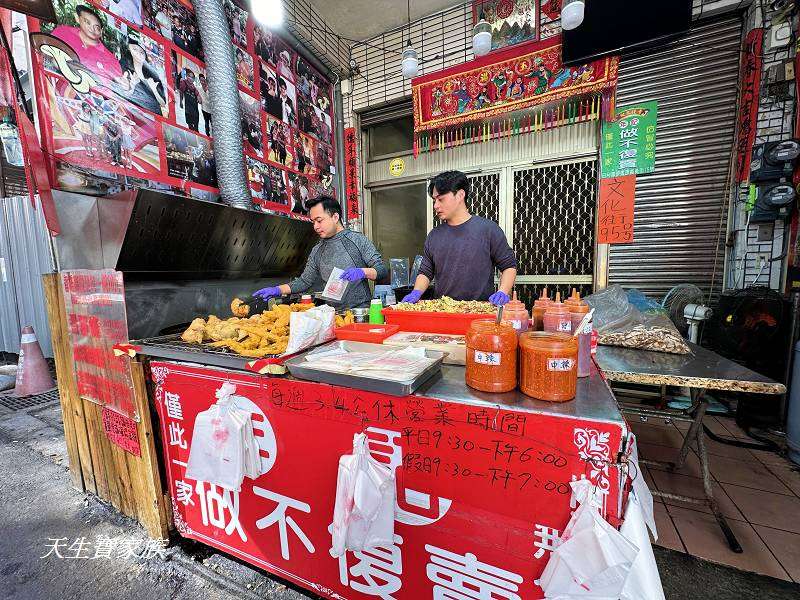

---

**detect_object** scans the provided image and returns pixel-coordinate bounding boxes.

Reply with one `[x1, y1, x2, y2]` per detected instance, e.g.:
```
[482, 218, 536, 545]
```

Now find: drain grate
[0, 389, 61, 411]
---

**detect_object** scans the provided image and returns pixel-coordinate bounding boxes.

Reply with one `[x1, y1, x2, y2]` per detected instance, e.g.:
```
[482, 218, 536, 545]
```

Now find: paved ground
[0, 398, 798, 600]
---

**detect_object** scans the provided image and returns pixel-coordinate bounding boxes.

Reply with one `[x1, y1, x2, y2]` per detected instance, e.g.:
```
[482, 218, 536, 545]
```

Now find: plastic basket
[334, 323, 400, 344]
[381, 308, 494, 335]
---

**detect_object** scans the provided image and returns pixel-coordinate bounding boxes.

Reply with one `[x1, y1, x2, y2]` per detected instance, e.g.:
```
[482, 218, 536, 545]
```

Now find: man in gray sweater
[253, 196, 387, 309]
[402, 170, 517, 305]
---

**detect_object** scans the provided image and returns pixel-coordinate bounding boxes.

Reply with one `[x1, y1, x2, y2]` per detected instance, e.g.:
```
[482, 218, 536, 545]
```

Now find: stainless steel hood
[52, 188, 316, 279]
[50, 189, 317, 339]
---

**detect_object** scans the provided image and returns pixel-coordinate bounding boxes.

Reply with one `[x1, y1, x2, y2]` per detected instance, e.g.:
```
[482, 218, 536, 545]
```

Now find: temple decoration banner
[412, 37, 618, 139]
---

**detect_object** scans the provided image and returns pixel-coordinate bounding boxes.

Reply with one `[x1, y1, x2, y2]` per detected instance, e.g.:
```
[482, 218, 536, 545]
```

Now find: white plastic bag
[185, 383, 260, 491]
[330, 433, 396, 557]
[620, 493, 666, 600]
[284, 304, 336, 356]
[628, 434, 657, 540]
[321, 267, 349, 302]
[538, 479, 639, 599]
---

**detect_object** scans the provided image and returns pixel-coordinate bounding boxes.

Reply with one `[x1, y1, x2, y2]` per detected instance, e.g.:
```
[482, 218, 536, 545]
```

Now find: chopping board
[383, 331, 466, 365]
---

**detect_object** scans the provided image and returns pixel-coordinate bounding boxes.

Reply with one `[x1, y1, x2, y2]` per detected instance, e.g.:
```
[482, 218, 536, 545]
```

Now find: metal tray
[285, 341, 444, 396]
[131, 333, 279, 370]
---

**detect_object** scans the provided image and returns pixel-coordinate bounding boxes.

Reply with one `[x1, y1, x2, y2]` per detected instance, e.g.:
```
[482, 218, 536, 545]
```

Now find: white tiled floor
[631, 416, 800, 583]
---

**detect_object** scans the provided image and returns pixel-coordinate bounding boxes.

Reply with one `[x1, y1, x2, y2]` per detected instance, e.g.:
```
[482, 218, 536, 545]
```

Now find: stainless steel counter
[414, 364, 625, 424]
[138, 342, 625, 425]
[595, 343, 786, 395]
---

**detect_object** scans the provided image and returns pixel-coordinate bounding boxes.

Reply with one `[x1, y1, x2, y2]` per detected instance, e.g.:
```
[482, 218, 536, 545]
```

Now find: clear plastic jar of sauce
[519, 332, 578, 402]
[465, 320, 518, 393]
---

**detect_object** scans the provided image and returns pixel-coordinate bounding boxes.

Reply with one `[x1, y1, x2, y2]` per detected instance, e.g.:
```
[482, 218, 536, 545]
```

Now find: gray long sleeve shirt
[289, 229, 387, 308]
[420, 216, 517, 301]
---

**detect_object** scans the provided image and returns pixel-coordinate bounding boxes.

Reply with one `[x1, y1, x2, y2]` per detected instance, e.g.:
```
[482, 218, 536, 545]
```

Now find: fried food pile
[180, 299, 315, 358]
[393, 296, 494, 314]
[335, 310, 355, 328]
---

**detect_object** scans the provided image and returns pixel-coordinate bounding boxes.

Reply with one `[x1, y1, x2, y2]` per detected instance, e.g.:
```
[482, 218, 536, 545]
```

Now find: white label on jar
[474, 351, 501, 365]
[547, 358, 575, 371]
[557, 321, 572, 332]
[581, 322, 593, 335]
[509, 319, 523, 330]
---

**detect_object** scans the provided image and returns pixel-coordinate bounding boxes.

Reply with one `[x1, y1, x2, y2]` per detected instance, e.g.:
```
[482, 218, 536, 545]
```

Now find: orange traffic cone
[14, 325, 55, 397]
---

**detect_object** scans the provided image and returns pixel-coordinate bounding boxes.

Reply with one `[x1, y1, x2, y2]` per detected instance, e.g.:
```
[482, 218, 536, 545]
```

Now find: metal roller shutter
[609, 16, 742, 299]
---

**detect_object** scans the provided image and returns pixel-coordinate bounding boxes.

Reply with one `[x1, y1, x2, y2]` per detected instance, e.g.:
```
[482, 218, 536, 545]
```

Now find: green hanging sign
[601, 101, 658, 178]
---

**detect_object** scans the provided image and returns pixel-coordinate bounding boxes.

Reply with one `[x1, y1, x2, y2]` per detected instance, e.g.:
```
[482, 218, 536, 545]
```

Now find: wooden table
[596, 343, 786, 553]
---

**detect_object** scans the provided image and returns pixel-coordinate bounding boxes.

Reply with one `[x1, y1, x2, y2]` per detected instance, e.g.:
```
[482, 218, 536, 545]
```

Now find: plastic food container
[334, 323, 400, 343]
[531, 287, 552, 331]
[502, 291, 530, 335]
[519, 332, 578, 402]
[465, 320, 518, 393]
[382, 308, 493, 335]
[543, 292, 572, 334]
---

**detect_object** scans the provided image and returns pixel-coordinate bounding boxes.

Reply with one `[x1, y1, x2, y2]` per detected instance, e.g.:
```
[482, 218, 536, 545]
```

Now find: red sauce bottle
[531, 287, 552, 331]
[543, 292, 572, 334]
[502, 291, 530, 335]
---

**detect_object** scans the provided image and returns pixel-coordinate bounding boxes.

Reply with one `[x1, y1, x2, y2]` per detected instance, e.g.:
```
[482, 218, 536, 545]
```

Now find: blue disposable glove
[339, 267, 366, 282]
[401, 290, 423, 304]
[252, 286, 282, 302]
[489, 291, 510, 306]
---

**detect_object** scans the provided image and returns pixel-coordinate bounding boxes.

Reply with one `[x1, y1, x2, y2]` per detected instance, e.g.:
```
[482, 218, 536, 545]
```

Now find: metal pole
[781, 289, 800, 428]
[333, 79, 347, 225]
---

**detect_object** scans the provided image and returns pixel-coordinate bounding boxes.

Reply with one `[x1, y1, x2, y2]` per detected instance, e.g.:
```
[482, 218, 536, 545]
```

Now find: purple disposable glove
[401, 290, 423, 304]
[488, 291, 510, 306]
[339, 267, 366, 282]
[252, 286, 282, 302]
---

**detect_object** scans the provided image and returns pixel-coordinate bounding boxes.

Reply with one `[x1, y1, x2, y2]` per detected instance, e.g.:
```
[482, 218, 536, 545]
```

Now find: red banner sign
[344, 126, 359, 221]
[735, 28, 763, 183]
[152, 361, 626, 600]
[412, 37, 618, 133]
[598, 175, 636, 244]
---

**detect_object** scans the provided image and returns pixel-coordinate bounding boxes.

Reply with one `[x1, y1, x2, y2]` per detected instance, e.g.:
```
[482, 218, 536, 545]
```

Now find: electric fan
[662, 284, 712, 342]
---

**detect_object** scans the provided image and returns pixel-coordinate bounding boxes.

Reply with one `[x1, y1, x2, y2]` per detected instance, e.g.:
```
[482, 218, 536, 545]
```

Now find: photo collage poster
[29, 0, 336, 217]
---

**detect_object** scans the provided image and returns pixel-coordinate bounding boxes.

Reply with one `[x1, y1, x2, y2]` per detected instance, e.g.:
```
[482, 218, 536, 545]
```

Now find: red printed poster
[152, 361, 626, 600]
[101, 406, 141, 456]
[344, 126, 359, 220]
[61, 269, 137, 420]
[27, 0, 336, 217]
[598, 175, 636, 244]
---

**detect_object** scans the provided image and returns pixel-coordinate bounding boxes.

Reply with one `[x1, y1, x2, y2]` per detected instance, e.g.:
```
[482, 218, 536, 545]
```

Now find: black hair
[305, 195, 341, 219]
[428, 170, 469, 200]
[76, 4, 102, 21]
[277, 77, 286, 89]
[119, 40, 160, 84]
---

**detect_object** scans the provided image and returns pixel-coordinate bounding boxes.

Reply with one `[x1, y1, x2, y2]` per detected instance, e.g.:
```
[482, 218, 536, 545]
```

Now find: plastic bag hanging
[538, 479, 639, 598]
[330, 432, 396, 557]
[185, 382, 260, 492]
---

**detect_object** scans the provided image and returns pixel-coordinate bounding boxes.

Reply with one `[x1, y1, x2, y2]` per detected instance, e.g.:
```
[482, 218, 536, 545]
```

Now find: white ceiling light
[252, 0, 284, 29]
[472, 15, 492, 57]
[561, 0, 585, 31]
[401, 40, 419, 78]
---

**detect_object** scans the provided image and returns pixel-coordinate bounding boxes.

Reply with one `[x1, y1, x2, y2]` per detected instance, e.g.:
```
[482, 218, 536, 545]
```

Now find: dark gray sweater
[289, 229, 387, 308]
[420, 216, 517, 301]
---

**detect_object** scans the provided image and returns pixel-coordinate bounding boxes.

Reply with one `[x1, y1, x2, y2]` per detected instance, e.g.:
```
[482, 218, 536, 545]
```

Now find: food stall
[18, 0, 646, 596]
[135, 313, 630, 599]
